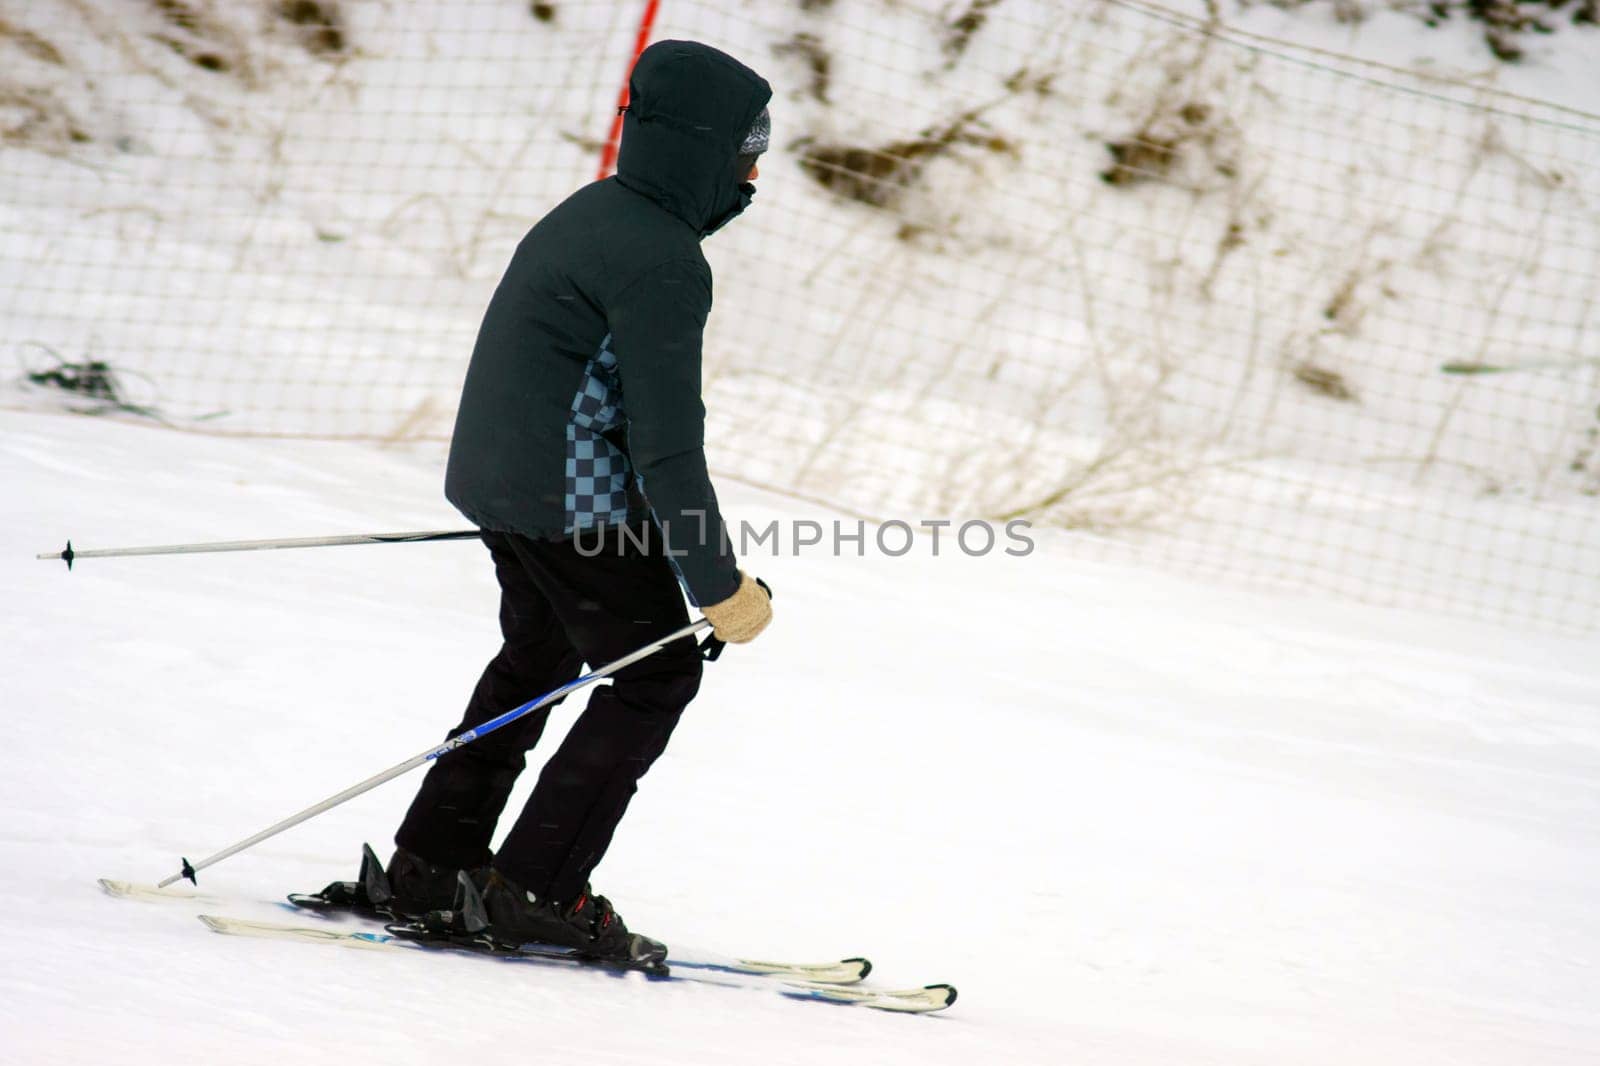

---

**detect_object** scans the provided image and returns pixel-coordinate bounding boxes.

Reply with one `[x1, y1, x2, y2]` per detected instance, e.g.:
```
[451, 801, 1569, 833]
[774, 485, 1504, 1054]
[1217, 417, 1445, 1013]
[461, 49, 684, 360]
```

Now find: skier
[379, 40, 774, 963]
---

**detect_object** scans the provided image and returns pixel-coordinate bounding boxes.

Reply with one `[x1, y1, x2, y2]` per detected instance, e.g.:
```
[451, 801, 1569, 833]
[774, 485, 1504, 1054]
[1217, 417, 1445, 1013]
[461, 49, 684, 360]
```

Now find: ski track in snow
[3, 409, 1598, 1065]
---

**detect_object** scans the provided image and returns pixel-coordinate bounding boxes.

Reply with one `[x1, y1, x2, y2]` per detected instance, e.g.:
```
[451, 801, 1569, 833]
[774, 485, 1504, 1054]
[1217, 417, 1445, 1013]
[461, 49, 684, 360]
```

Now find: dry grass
[1280, 0, 1595, 60]
[0, 15, 65, 65]
[1292, 362, 1359, 402]
[0, 14, 79, 147]
[944, 0, 1004, 65]
[148, 0, 233, 73]
[142, 0, 349, 77]
[1100, 133, 1182, 187]
[796, 112, 1016, 210]
[0, 87, 90, 148]
[771, 32, 831, 103]
[276, 0, 347, 57]
[1101, 100, 1235, 187]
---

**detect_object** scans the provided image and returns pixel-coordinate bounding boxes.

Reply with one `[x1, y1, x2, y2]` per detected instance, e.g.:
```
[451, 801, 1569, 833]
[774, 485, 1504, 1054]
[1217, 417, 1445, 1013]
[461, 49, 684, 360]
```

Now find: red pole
[596, 0, 662, 181]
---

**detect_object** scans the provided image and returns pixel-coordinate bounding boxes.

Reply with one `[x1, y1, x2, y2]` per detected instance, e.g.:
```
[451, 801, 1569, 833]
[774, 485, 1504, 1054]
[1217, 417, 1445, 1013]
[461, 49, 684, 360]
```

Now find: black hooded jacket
[443, 41, 772, 608]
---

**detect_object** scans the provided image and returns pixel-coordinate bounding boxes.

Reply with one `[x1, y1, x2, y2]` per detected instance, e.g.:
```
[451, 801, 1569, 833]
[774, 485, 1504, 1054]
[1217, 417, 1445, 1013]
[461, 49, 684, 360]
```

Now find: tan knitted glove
[701, 572, 773, 644]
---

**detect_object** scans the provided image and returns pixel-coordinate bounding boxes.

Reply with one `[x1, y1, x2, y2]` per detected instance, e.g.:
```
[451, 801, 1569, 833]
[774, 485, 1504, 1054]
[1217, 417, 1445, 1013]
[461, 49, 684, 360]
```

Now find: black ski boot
[288, 843, 397, 918]
[386, 847, 482, 918]
[481, 870, 667, 967]
[288, 843, 485, 920]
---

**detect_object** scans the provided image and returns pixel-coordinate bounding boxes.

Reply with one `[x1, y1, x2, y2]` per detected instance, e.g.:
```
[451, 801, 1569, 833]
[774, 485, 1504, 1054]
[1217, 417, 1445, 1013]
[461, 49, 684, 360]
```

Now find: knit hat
[739, 107, 770, 156]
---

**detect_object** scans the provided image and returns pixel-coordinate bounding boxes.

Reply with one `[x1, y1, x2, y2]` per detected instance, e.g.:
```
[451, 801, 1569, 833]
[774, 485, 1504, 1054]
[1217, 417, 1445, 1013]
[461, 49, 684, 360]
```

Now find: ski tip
[98, 878, 174, 899]
[928, 983, 957, 1007]
[844, 956, 872, 980]
[101, 878, 220, 903]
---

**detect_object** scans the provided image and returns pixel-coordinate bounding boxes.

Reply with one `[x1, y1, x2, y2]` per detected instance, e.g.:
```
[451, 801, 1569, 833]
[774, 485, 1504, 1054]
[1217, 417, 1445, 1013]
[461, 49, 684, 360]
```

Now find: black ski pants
[394, 522, 702, 903]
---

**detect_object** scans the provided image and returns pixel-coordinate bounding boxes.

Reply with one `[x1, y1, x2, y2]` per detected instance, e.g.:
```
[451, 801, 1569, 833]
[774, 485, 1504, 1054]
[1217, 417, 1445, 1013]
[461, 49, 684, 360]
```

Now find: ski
[100, 875, 876, 987]
[198, 914, 957, 1013]
[286, 887, 873, 985]
[282, 844, 874, 985]
[98, 878, 224, 904]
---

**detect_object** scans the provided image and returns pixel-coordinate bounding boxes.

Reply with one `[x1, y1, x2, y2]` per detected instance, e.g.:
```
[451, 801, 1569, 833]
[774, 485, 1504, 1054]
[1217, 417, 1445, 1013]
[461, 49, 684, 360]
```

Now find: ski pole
[158, 617, 713, 887]
[37, 530, 481, 570]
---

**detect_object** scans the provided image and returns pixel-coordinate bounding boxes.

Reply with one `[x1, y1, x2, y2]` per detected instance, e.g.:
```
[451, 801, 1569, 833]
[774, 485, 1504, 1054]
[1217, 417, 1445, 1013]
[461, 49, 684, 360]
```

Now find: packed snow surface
[3, 409, 1597, 1064]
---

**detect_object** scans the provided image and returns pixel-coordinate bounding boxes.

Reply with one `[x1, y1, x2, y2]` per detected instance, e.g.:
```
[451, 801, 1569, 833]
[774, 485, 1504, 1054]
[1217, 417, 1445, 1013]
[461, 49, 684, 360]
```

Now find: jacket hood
[615, 40, 773, 237]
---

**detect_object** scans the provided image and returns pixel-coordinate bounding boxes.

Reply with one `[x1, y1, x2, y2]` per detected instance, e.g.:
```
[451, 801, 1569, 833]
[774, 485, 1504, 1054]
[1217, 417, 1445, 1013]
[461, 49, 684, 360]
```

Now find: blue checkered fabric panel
[565, 335, 632, 531]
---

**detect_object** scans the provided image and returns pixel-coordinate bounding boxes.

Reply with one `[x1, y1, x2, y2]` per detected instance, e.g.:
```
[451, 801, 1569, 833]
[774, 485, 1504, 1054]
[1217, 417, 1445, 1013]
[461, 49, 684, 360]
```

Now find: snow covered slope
[3, 0, 1598, 632]
[2, 6, 1598, 1058]
[4, 408, 1598, 1064]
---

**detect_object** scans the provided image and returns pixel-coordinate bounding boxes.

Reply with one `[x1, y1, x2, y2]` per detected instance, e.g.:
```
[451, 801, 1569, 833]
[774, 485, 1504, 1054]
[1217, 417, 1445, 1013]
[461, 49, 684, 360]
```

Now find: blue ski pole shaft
[158, 618, 713, 888]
